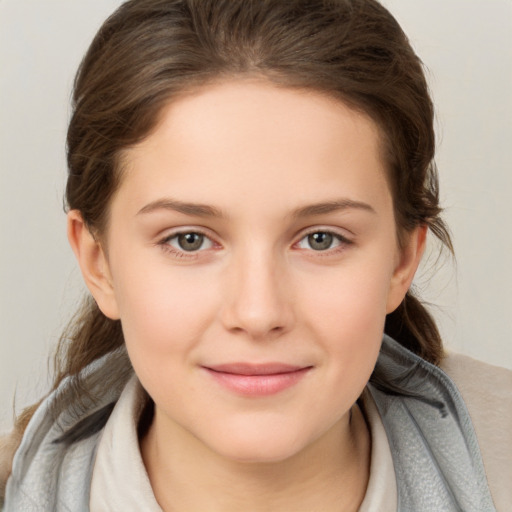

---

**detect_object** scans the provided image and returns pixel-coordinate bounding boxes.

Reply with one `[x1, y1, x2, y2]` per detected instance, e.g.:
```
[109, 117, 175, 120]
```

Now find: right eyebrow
[136, 198, 225, 218]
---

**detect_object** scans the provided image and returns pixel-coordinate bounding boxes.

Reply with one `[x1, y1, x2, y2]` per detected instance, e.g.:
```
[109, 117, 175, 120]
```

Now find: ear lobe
[386, 225, 427, 314]
[67, 210, 120, 320]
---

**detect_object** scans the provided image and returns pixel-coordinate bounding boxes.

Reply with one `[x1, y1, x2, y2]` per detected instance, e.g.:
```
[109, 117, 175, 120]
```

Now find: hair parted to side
[2, 0, 453, 495]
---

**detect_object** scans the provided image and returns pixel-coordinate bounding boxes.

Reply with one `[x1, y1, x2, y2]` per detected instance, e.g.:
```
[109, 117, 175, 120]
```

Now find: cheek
[298, 255, 394, 385]
[301, 257, 393, 337]
[111, 255, 219, 358]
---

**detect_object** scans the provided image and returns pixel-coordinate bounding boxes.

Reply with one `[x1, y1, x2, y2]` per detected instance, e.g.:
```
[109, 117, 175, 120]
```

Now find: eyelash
[158, 228, 353, 259]
[295, 228, 353, 255]
[158, 230, 216, 259]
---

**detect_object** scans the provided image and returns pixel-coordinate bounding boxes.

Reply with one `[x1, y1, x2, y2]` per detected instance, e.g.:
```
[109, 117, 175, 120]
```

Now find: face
[72, 80, 423, 464]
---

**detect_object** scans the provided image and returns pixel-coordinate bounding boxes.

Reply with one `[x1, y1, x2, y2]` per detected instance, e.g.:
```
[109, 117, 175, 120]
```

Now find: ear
[386, 225, 427, 314]
[67, 210, 120, 320]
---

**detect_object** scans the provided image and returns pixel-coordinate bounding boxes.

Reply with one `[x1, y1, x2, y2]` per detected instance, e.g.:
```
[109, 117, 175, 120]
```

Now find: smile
[202, 363, 313, 397]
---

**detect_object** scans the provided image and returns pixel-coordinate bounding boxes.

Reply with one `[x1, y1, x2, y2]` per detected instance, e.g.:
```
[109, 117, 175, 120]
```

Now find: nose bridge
[221, 240, 293, 339]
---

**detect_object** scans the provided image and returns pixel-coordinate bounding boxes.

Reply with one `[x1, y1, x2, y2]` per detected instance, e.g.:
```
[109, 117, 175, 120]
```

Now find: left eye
[165, 232, 214, 252]
[296, 231, 344, 251]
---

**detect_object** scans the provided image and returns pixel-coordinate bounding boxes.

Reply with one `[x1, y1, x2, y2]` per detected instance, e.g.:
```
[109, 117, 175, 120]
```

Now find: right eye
[161, 231, 215, 254]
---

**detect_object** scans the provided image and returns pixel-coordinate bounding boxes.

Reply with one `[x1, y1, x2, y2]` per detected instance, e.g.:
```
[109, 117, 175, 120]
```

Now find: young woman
[2, 0, 511, 510]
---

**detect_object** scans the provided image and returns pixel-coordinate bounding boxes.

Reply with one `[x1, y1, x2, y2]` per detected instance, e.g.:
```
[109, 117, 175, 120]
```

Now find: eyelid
[158, 227, 220, 258]
[155, 225, 354, 259]
[293, 226, 354, 252]
[296, 226, 353, 243]
[158, 225, 217, 242]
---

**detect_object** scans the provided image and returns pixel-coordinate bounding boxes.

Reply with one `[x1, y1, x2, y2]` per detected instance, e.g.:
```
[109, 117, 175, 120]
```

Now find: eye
[164, 232, 214, 252]
[296, 231, 348, 251]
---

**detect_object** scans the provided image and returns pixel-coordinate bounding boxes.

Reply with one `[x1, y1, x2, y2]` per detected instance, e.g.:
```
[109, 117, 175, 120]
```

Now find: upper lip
[204, 363, 310, 376]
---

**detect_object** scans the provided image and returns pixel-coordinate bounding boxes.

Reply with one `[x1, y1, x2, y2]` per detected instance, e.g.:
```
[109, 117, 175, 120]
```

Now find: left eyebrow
[290, 199, 376, 219]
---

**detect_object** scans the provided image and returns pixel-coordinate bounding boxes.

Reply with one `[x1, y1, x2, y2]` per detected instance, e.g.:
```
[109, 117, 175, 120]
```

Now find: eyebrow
[137, 198, 225, 218]
[136, 197, 376, 218]
[290, 199, 376, 218]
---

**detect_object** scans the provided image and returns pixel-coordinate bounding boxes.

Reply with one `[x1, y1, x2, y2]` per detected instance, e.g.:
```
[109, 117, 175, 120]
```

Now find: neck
[141, 404, 370, 512]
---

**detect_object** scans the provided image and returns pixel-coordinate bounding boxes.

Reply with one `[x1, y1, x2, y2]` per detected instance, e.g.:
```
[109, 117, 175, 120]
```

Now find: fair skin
[68, 79, 426, 511]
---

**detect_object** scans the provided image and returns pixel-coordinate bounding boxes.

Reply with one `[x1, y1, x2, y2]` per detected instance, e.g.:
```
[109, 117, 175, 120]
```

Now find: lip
[202, 363, 312, 397]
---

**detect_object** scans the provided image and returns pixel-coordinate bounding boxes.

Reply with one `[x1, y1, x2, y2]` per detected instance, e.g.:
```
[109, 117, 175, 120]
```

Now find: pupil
[308, 232, 333, 251]
[178, 233, 203, 251]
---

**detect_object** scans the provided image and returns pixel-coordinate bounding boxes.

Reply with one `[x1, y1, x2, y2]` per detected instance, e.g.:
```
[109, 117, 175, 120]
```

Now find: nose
[220, 248, 295, 341]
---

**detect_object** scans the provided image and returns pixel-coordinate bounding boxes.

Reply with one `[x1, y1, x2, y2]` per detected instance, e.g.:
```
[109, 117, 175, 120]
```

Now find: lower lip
[204, 367, 311, 397]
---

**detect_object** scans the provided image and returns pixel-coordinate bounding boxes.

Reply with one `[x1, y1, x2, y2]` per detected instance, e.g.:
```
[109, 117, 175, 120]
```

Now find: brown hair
[3, 0, 452, 493]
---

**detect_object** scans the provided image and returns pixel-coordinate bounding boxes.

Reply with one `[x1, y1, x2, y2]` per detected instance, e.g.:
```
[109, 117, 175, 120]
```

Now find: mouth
[202, 363, 313, 397]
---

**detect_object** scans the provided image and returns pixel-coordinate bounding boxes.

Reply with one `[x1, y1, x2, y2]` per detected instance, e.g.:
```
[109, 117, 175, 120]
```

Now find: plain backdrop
[1, 0, 511, 432]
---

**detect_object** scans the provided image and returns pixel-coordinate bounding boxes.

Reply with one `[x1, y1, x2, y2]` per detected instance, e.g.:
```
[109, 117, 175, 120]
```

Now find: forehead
[116, 79, 391, 218]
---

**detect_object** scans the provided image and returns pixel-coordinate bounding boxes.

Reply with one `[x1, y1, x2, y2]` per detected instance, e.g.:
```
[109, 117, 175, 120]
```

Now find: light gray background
[1, 0, 511, 432]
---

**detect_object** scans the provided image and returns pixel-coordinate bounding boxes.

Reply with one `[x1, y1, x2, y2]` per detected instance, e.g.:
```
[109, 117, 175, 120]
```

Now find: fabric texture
[89, 377, 398, 511]
[4, 348, 132, 512]
[344, 389, 398, 511]
[89, 377, 161, 511]
[4, 335, 508, 511]
[369, 339, 497, 511]
[440, 351, 512, 511]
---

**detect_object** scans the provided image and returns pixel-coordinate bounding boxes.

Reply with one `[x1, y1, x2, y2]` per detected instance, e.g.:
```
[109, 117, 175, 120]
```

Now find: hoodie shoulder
[0, 430, 21, 504]
[440, 352, 512, 511]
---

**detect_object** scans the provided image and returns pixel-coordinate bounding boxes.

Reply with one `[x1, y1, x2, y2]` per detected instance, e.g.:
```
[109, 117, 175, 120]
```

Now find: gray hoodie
[4, 336, 497, 511]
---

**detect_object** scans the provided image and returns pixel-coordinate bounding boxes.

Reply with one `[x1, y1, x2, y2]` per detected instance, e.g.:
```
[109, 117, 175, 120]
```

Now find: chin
[200, 419, 317, 465]
[215, 440, 304, 465]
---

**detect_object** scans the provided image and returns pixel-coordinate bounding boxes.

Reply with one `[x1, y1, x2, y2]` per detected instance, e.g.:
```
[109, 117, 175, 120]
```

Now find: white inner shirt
[90, 376, 397, 511]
